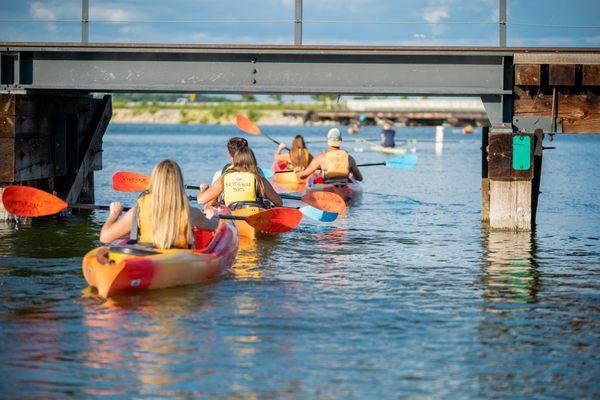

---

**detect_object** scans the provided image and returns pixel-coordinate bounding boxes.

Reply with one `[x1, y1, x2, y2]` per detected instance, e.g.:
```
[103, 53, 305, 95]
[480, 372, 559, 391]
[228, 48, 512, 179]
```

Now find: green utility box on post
[512, 135, 531, 171]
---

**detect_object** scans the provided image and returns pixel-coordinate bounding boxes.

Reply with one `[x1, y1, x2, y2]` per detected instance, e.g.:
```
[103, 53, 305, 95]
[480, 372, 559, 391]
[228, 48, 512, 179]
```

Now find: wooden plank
[583, 65, 600, 86]
[0, 115, 15, 138]
[481, 178, 490, 223]
[13, 136, 55, 181]
[489, 180, 532, 231]
[0, 95, 15, 115]
[549, 64, 576, 86]
[514, 92, 600, 134]
[66, 95, 112, 203]
[514, 53, 600, 65]
[0, 138, 15, 182]
[515, 64, 541, 86]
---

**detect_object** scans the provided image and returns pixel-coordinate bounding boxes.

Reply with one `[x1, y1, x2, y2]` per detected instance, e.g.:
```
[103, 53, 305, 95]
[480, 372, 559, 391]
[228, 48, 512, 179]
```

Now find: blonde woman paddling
[100, 159, 217, 249]
[198, 146, 282, 210]
[274, 134, 313, 172]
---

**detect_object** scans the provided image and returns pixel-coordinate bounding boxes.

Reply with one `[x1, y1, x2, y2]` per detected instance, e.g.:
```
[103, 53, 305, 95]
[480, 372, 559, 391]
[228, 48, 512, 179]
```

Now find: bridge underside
[1, 43, 599, 229]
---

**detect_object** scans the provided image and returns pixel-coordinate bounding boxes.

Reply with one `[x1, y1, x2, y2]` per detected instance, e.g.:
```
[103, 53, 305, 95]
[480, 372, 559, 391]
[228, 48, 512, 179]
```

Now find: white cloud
[30, 2, 57, 21]
[423, 6, 449, 24]
[90, 6, 135, 22]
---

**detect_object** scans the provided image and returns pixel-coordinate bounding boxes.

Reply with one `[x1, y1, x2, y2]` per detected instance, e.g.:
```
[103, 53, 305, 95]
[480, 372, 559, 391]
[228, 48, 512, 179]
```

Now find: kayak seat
[228, 201, 268, 211]
[108, 246, 161, 256]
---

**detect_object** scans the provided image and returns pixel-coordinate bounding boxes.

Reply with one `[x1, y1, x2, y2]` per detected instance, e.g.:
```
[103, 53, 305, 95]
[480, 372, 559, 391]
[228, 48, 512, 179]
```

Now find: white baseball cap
[327, 128, 342, 147]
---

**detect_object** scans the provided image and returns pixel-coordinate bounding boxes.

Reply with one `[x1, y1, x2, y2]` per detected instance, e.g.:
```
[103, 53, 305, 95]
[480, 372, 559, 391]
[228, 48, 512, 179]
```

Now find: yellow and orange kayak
[271, 161, 307, 192]
[231, 206, 264, 240]
[82, 216, 239, 298]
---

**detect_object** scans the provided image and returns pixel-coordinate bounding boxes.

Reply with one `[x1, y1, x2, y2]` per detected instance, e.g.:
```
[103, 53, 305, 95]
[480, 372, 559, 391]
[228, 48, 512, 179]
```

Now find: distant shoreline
[111, 102, 338, 126]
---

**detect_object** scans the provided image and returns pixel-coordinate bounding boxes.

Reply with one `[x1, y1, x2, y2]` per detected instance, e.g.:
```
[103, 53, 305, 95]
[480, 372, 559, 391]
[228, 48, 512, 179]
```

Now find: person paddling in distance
[296, 128, 363, 183]
[274, 134, 313, 172]
[100, 159, 217, 248]
[380, 121, 396, 148]
[198, 146, 282, 210]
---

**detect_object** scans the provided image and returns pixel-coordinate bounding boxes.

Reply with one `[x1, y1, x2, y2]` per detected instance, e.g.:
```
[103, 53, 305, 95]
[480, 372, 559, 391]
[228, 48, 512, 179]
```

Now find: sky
[0, 0, 598, 46]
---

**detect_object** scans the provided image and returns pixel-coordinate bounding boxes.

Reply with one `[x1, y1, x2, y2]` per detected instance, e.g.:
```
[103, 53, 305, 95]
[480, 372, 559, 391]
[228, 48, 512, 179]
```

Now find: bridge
[0, 1, 599, 231]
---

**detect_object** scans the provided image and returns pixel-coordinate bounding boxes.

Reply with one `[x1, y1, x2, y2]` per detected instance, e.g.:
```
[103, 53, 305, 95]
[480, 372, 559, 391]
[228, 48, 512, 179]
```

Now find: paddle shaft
[274, 162, 386, 174]
[75, 203, 248, 222]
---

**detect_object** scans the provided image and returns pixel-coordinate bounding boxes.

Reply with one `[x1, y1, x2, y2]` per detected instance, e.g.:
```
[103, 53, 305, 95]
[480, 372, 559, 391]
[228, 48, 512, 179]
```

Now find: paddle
[112, 171, 344, 213]
[1, 186, 301, 234]
[274, 154, 418, 174]
[235, 114, 289, 150]
[279, 192, 346, 214]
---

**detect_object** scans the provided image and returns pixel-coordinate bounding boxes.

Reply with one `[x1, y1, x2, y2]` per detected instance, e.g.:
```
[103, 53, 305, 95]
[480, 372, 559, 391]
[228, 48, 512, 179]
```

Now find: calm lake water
[1, 124, 599, 399]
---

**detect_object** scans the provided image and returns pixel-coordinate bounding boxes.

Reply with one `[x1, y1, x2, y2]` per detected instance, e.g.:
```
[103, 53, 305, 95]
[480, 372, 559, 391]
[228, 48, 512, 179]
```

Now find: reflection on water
[0, 125, 599, 398]
[481, 230, 540, 311]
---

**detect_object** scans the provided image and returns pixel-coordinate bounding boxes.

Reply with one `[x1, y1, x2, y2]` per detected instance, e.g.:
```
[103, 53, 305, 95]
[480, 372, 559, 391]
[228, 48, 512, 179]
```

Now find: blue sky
[0, 0, 598, 46]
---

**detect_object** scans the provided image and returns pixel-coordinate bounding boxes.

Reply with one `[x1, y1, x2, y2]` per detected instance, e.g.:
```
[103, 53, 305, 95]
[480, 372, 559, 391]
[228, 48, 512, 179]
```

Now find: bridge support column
[482, 124, 539, 231]
[0, 93, 110, 220]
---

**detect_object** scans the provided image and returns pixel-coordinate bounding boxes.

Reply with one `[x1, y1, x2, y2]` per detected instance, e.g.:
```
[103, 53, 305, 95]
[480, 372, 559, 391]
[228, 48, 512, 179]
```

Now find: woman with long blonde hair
[100, 159, 216, 249]
[274, 134, 313, 172]
[198, 146, 282, 210]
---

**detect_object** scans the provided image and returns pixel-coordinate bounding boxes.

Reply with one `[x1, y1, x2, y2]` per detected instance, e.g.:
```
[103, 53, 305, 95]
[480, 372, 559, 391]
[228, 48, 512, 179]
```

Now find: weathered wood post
[0, 93, 111, 220]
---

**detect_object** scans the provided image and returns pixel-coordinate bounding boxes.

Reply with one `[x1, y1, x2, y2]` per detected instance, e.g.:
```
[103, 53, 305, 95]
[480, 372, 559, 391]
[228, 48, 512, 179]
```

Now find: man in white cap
[296, 128, 363, 183]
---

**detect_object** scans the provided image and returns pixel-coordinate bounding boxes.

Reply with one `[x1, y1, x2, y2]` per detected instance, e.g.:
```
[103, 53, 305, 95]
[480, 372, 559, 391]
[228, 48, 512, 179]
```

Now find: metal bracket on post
[294, 0, 303, 45]
[513, 116, 563, 134]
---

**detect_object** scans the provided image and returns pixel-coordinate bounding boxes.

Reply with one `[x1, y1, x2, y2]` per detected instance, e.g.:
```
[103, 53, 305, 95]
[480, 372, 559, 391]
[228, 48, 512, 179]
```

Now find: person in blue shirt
[380, 121, 396, 148]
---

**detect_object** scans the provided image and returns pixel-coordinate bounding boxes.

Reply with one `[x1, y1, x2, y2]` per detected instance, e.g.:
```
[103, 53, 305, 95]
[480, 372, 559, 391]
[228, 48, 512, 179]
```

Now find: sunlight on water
[0, 125, 599, 398]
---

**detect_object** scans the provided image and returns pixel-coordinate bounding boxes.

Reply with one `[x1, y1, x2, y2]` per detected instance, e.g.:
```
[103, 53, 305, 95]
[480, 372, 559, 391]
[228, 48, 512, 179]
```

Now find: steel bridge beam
[1, 43, 598, 124]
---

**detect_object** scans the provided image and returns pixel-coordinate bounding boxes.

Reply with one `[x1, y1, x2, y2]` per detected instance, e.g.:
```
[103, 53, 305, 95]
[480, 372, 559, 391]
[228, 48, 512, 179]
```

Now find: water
[1, 124, 599, 398]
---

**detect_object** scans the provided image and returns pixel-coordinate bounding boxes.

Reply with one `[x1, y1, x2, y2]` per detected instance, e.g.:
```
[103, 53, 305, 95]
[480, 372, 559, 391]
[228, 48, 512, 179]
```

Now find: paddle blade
[113, 171, 150, 192]
[299, 206, 338, 222]
[387, 154, 418, 169]
[260, 167, 274, 179]
[245, 207, 302, 233]
[301, 191, 347, 214]
[235, 114, 261, 135]
[2, 186, 67, 217]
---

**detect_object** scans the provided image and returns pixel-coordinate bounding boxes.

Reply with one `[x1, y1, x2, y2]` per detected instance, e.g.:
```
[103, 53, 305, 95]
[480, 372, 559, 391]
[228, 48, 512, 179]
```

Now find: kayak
[271, 161, 308, 192]
[370, 146, 407, 155]
[307, 178, 362, 209]
[82, 210, 239, 298]
[231, 205, 264, 240]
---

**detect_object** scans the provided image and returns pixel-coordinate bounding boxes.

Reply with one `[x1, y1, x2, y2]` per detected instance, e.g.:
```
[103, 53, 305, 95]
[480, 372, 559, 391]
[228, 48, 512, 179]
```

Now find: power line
[0, 18, 599, 29]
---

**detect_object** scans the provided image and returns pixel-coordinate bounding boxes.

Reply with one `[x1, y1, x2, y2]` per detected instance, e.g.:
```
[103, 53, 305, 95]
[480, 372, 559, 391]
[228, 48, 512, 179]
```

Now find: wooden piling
[0, 93, 111, 215]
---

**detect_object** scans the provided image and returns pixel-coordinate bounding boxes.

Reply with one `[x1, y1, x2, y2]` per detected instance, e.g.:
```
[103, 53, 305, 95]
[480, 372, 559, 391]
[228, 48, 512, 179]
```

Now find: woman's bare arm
[197, 178, 224, 205]
[100, 204, 135, 243]
[261, 177, 283, 207]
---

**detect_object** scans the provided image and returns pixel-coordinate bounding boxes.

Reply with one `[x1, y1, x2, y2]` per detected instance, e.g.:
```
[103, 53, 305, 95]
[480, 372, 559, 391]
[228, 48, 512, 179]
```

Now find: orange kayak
[231, 206, 263, 240]
[271, 161, 308, 192]
[82, 214, 238, 298]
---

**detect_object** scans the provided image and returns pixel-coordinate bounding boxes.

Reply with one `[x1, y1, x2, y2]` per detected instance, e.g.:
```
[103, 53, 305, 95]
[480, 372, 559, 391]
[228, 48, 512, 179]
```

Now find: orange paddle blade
[245, 207, 302, 233]
[1, 186, 68, 217]
[301, 191, 347, 214]
[113, 171, 150, 192]
[235, 114, 261, 135]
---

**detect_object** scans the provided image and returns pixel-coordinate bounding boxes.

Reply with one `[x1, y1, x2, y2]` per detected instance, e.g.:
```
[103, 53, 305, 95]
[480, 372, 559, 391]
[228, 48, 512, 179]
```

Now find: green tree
[241, 94, 257, 102]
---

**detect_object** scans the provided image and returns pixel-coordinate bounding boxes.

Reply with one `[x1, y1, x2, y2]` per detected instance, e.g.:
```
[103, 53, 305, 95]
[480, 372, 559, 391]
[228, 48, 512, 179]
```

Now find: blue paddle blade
[260, 167, 275, 179]
[299, 206, 338, 222]
[387, 153, 418, 169]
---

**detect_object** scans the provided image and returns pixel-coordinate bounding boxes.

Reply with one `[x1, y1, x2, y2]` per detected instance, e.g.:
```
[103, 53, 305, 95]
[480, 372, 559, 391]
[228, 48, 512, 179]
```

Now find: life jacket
[131, 193, 190, 249]
[223, 172, 259, 207]
[323, 149, 349, 180]
[289, 148, 310, 168]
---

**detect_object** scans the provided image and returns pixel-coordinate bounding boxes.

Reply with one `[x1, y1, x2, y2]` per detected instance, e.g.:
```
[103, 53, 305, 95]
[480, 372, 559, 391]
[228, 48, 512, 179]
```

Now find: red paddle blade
[245, 207, 302, 233]
[235, 114, 261, 135]
[1, 186, 68, 217]
[112, 171, 150, 192]
[301, 191, 347, 214]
